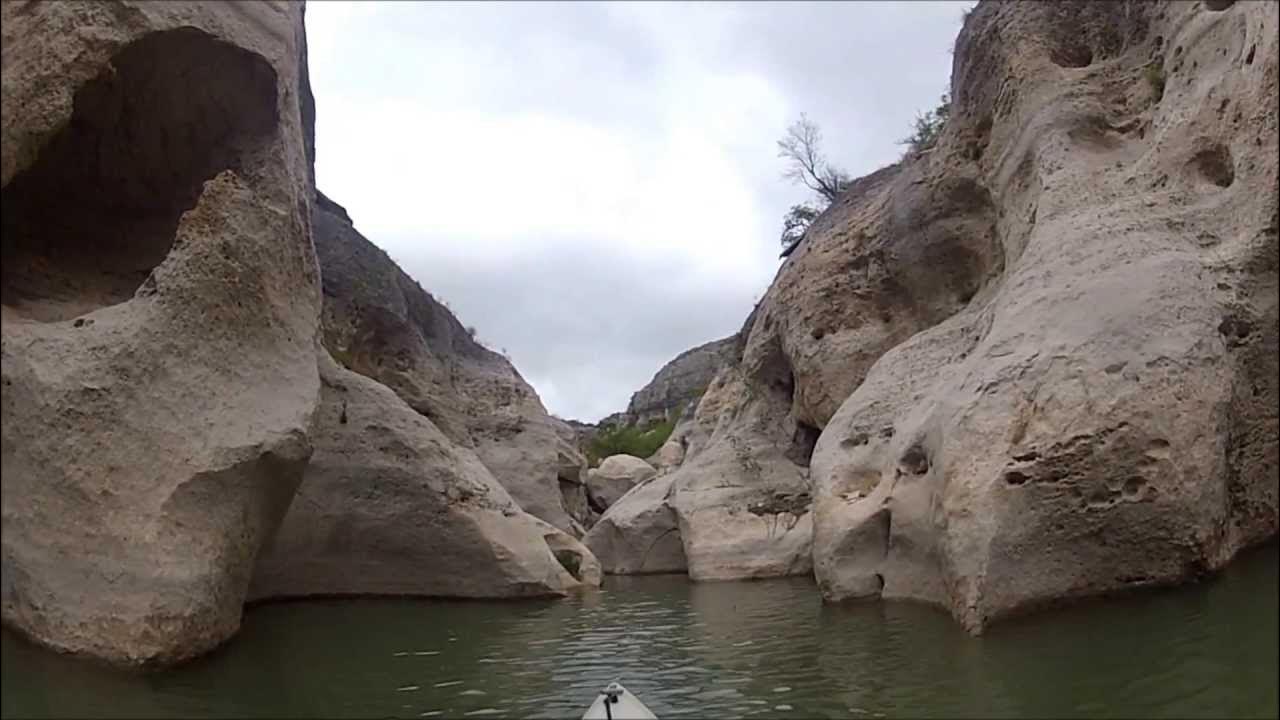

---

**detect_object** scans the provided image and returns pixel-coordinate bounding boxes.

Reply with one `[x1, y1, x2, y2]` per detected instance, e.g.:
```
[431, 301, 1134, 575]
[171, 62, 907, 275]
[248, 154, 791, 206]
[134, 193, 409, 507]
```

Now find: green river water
[3, 543, 1276, 719]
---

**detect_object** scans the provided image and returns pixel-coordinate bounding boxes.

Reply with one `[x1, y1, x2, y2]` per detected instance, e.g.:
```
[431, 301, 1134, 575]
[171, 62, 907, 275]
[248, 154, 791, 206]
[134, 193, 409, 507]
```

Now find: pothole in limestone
[1049, 40, 1094, 69]
[1189, 143, 1236, 189]
[0, 28, 278, 323]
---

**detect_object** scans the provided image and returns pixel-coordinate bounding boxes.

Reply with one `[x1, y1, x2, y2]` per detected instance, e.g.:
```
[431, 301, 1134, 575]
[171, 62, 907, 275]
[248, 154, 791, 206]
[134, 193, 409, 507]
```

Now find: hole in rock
[1190, 144, 1235, 188]
[898, 445, 930, 476]
[587, 492, 609, 516]
[842, 431, 870, 449]
[552, 550, 583, 581]
[1004, 470, 1030, 486]
[1050, 41, 1094, 69]
[0, 28, 278, 323]
[1203, 0, 1234, 10]
[1122, 476, 1146, 497]
[786, 421, 821, 467]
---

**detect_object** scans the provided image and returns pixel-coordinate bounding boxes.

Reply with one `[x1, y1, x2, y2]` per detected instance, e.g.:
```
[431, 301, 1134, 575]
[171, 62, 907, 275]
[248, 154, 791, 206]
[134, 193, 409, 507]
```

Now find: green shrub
[586, 415, 677, 467]
[330, 345, 356, 370]
[899, 92, 952, 154]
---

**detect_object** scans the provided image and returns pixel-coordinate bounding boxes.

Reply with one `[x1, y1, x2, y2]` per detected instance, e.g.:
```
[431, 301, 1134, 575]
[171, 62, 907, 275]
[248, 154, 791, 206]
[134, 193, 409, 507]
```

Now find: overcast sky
[305, 1, 972, 423]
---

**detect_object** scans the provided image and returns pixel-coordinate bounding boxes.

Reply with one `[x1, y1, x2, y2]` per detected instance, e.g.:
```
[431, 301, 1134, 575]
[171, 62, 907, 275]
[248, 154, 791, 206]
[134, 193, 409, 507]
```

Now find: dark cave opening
[0, 28, 278, 323]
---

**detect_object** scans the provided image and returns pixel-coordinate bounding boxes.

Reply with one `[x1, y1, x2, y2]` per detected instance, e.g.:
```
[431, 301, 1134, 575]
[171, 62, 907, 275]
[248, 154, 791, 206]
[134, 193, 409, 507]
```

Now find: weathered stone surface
[583, 474, 687, 575]
[805, 0, 1278, 631]
[550, 417, 593, 534]
[625, 336, 737, 426]
[249, 354, 592, 601]
[651, 439, 686, 470]
[1, 0, 318, 665]
[586, 455, 657, 511]
[645, 0, 1275, 624]
[667, 365, 816, 581]
[540, 519, 603, 588]
[312, 193, 579, 533]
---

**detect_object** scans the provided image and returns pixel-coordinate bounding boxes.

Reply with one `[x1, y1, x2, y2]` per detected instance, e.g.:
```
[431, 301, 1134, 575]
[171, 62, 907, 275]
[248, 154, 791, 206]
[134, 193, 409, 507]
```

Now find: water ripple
[2, 546, 1278, 719]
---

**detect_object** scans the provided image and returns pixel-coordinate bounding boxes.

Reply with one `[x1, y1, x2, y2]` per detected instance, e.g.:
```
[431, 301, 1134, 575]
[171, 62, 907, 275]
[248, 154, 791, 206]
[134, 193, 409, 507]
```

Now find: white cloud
[305, 1, 972, 421]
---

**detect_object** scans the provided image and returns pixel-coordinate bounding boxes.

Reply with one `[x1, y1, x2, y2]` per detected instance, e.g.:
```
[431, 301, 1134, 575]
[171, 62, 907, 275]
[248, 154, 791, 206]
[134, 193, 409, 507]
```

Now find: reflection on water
[3, 544, 1276, 719]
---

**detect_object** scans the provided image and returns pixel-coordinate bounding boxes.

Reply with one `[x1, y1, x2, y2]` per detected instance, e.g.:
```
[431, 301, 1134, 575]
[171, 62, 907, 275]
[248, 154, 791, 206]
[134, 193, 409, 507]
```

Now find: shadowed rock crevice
[1189, 143, 1236, 188]
[786, 421, 821, 467]
[0, 28, 278, 322]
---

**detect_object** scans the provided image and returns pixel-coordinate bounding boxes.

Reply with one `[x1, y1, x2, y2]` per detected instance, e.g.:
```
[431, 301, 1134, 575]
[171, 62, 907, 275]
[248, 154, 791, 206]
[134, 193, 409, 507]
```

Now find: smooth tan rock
[550, 417, 593, 534]
[651, 439, 686, 469]
[644, 0, 1276, 626]
[586, 455, 657, 510]
[538, 520, 603, 588]
[583, 474, 687, 574]
[666, 367, 815, 581]
[807, 0, 1278, 631]
[1, 0, 318, 666]
[249, 354, 591, 601]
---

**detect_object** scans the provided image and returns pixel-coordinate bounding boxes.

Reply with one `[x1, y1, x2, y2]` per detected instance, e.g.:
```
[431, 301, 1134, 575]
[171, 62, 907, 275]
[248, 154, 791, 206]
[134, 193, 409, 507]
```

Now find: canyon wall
[1, 0, 320, 665]
[0, 0, 597, 666]
[593, 0, 1278, 632]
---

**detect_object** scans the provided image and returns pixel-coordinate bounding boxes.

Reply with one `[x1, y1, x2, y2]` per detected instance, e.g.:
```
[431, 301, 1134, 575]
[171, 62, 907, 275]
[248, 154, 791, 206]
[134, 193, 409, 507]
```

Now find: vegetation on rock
[586, 414, 678, 467]
[898, 92, 951, 154]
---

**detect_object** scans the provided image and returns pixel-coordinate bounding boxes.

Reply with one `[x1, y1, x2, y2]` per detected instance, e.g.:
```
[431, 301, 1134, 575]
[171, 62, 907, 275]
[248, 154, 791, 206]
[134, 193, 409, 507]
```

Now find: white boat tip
[581, 681, 658, 720]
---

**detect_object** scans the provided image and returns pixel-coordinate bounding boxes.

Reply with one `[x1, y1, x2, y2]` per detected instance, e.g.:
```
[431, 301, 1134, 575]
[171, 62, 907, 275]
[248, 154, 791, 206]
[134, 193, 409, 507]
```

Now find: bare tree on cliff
[777, 114, 849, 256]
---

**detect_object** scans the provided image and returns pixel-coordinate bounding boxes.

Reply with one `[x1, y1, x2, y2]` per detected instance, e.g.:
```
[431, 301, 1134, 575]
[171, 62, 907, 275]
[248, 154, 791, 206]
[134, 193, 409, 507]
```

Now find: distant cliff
[622, 336, 737, 427]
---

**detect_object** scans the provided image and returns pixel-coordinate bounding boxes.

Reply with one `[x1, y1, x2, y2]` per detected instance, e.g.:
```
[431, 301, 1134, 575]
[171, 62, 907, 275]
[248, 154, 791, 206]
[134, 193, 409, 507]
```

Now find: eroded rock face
[652, 439, 686, 470]
[667, 365, 816, 581]
[804, 0, 1278, 630]
[312, 193, 580, 533]
[549, 417, 594, 534]
[647, 0, 1275, 624]
[624, 336, 736, 427]
[583, 474, 687, 575]
[249, 354, 589, 601]
[586, 455, 657, 511]
[1, 1, 318, 665]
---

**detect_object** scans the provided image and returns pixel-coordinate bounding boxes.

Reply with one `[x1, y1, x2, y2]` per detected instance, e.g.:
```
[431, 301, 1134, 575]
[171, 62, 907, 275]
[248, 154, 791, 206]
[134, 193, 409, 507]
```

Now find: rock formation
[1, 1, 318, 665]
[809, 0, 1278, 631]
[551, 418, 595, 532]
[249, 354, 592, 600]
[652, 439, 686, 470]
[0, 0, 599, 667]
[2, 0, 1274, 667]
[604, 0, 1276, 630]
[310, 192, 589, 535]
[583, 474, 688, 575]
[621, 336, 737, 427]
[586, 455, 658, 511]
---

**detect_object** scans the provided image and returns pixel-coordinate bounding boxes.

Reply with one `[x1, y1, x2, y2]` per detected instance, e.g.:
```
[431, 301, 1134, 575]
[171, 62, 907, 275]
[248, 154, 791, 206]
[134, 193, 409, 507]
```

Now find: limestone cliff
[594, 0, 1279, 629]
[307, 192, 591, 535]
[248, 353, 596, 601]
[0, 0, 596, 668]
[1, 0, 319, 665]
[248, 194, 602, 599]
